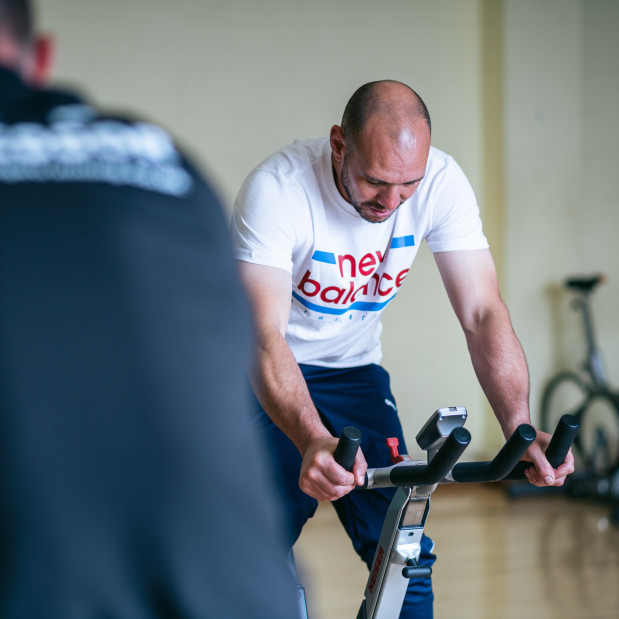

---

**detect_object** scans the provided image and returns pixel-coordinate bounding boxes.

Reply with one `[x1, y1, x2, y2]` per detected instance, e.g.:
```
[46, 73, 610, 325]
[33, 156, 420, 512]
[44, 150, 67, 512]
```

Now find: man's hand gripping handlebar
[334, 414, 579, 488]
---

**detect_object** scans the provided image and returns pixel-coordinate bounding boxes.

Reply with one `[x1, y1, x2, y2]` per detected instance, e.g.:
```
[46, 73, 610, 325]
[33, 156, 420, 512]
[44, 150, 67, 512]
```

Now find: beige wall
[503, 0, 619, 433]
[38, 1, 619, 455]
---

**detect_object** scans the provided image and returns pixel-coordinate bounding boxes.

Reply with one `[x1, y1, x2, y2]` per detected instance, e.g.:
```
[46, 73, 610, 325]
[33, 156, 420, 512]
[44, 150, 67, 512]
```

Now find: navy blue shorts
[252, 363, 435, 618]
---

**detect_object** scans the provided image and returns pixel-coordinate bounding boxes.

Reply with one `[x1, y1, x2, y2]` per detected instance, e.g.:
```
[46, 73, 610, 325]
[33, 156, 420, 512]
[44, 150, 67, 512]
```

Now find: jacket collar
[0, 65, 85, 124]
[0, 66, 31, 111]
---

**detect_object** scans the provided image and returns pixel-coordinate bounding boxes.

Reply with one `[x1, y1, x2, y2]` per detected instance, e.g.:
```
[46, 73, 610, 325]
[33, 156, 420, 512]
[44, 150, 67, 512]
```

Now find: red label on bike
[368, 545, 385, 594]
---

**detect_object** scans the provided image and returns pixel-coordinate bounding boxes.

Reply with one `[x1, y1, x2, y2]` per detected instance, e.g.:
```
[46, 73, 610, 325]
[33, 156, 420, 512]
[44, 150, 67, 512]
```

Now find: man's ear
[28, 34, 55, 86]
[329, 125, 346, 164]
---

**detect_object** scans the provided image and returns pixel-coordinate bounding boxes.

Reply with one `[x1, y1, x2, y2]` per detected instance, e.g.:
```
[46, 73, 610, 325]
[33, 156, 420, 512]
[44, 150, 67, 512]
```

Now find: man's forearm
[465, 305, 531, 436]
[250, 330, 331, 455]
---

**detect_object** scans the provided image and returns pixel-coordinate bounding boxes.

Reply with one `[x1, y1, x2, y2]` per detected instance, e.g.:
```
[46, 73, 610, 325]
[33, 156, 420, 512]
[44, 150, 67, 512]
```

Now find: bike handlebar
[333, 426, 362, 472]
[333, 414, 579, 489]
[451, 424, 536, 483]
[502, 414, 580, 480]
[389, 427, 471, 486]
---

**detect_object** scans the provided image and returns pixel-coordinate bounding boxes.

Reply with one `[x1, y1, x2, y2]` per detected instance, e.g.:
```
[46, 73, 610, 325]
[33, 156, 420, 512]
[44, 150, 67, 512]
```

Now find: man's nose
[377, 186, 404, 210]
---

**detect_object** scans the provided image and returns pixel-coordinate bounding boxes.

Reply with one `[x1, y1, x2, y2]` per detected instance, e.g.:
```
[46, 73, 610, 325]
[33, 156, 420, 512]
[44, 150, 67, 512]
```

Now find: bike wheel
[578, 392, 619, 475]
[540, 371, 590, 466]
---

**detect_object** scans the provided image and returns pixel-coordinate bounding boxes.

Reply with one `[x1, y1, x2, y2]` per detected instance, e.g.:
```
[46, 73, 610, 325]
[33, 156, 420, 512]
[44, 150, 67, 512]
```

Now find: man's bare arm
[237, 261, 366, 499]
[434, 249, 574, 486]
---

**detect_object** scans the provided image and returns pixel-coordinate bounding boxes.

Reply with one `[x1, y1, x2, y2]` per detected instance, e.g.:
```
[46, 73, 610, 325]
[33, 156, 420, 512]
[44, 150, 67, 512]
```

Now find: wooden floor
[293, 484, 619, 618]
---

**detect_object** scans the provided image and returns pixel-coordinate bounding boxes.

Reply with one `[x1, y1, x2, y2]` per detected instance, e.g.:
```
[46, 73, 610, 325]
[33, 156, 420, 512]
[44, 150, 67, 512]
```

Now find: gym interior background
[39, 0, 619, 457]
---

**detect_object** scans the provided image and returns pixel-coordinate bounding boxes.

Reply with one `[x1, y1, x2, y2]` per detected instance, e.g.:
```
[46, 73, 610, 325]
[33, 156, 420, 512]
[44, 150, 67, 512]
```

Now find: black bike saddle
[565, 274, 605, 292]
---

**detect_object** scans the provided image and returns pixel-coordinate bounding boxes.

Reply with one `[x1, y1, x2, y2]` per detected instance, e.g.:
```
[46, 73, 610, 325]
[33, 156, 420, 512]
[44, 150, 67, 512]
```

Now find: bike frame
[337, 408, 578, 619]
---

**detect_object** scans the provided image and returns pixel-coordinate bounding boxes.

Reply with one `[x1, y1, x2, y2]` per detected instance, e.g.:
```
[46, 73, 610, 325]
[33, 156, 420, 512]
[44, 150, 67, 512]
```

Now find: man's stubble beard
[339, 157, 398, 224]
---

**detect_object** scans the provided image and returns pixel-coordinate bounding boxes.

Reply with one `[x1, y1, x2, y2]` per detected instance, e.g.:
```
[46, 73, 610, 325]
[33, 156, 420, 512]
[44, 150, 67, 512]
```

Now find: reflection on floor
[293, 483, 619, 619]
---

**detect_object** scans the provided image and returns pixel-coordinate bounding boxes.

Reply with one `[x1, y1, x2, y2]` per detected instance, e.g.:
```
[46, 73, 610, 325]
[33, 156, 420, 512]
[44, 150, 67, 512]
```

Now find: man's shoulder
[423, 145, 469, 185]
[0, 82, 200, 200]
[251, 137, 329, 182]
[426, 145, 456, 170]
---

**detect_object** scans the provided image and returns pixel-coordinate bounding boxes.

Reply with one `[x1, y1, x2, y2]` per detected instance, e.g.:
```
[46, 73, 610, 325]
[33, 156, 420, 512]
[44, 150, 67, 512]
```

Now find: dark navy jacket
[0, 67, 297, 618]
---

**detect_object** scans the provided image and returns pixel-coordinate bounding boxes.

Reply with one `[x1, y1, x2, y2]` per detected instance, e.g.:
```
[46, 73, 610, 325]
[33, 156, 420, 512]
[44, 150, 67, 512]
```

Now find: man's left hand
[523, 430, 575, 486]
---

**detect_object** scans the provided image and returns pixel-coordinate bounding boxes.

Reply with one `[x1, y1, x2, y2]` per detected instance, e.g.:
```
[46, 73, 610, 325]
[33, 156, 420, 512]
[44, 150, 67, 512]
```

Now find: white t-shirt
[231, 137, 488, 368]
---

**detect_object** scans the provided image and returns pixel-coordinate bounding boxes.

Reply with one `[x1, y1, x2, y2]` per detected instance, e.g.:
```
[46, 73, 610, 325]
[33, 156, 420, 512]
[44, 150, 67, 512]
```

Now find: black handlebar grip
[503, 414, 580, 480]
[452, 424, 536, 482]
[424, 427, 471, 479]
[390, 427, 471, 486]
[488, 423, 536, 478]
[333, 426, 362, 472]
[544, 414, 580, 468]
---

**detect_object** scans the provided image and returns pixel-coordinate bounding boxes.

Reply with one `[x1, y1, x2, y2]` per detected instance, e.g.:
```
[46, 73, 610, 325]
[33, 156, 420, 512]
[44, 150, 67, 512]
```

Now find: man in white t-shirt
[231, 80, 574, 617]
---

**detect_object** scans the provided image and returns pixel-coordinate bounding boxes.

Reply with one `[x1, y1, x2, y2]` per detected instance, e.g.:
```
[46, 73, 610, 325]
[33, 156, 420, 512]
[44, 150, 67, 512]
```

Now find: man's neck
[0, 34, 26, 78]
[330, 154, 348, 203]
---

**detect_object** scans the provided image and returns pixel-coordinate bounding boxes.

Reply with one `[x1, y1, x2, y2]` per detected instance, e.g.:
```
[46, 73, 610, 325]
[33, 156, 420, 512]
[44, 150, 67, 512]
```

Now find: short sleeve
[230, 170, 304, 273]
[423, 157, 489, 253]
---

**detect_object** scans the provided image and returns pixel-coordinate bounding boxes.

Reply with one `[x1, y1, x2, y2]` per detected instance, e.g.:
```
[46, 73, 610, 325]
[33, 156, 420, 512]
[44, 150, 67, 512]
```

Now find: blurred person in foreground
[0, 1, 298, 616]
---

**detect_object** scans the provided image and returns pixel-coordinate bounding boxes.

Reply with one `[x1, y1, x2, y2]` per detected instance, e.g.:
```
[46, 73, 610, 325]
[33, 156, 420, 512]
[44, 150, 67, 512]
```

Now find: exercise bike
[539, 274, 619, 524]
[296, 407, 578, 619]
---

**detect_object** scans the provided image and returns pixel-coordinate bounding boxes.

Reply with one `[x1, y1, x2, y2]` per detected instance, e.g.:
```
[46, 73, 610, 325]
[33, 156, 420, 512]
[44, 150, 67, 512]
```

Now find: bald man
[231, 80, 574, 617]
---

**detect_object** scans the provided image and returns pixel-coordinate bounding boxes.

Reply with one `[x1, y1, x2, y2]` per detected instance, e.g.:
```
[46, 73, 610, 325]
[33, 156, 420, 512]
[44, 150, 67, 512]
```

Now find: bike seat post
[567, 276, 607, 389]
[580, 293, 606, 388]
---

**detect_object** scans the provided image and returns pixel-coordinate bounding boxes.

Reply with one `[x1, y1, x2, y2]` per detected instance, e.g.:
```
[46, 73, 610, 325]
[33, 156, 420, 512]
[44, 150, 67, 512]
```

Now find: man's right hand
[299, 436, 367, 501]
